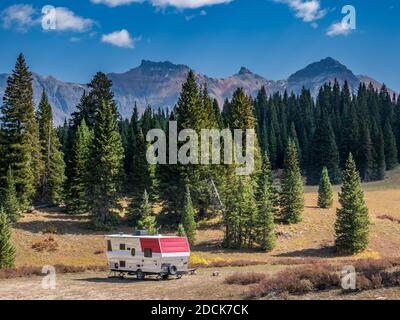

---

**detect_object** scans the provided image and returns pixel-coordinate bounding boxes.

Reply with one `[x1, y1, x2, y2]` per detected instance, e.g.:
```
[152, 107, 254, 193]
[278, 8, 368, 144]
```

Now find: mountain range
[0, 57, 396, 125]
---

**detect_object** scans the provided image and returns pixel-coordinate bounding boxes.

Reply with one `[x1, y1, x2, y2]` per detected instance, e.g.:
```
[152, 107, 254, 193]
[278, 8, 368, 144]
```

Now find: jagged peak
[237, 66, 253, 76]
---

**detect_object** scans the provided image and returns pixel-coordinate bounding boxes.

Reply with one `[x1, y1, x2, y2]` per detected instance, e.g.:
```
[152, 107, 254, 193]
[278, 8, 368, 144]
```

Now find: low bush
[247, 258, 400, 298]
[225, 272, 266, 285]
[31, 236, 59, 252]
[0, 264, 108, 280]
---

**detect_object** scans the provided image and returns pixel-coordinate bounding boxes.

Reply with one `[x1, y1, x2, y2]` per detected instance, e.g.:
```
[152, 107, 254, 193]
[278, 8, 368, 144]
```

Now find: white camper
[105, 231, 193, 280]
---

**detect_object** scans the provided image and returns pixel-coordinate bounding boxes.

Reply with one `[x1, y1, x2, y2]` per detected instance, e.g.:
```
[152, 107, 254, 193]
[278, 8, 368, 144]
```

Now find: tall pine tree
[280, 139, 304, 224]
[335, 153, 369, 254]
[317, 167, 333, 209]
[86, 101, 124, 228]
[0, 208, 16, 269]
[37, 90, 65, 205]
[0, 54, 42, 209]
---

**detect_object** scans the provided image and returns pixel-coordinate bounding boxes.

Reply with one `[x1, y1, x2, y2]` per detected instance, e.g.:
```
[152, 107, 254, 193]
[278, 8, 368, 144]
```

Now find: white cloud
[326, 21, 352, 37]
[1, 4, 94, 33]
[91, 0, 144, 8]
[91, 0, 232, 9]
[53, 7, 95, 32]
[273, 0, 326, 23]
[1, 4, 38, 32]
[101, 29, 141, 48]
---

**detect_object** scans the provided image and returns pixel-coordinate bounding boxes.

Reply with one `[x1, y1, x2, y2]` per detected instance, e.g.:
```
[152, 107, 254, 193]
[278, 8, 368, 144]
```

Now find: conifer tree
[65, 120, 93, 214]
[37, 90, 65, 205]
[86, 101, 124, 228]
[317, 167, 333, 209]
[335, 153, 369, 254]
[136, 190, 157, 235]
[131, 128, 152, 197]
[181, 186, 197, 246]
[0, 208, 16, 269]
[1, 167, 19, 222]
[383, 120, 398, 170]
[307, 111, 340, 185]
[255, 153, 276, 251]
[280, 139, 304, 224]
[177, 224, 186, 237]
[0, 54, 42, 209]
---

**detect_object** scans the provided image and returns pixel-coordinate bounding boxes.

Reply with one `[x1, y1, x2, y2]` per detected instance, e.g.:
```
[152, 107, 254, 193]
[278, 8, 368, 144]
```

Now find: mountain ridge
[0, 57, 396, 125]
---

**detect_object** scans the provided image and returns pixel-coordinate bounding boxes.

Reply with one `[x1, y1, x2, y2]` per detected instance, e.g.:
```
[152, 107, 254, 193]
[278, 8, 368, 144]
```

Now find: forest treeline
[0, 54, 398, 260]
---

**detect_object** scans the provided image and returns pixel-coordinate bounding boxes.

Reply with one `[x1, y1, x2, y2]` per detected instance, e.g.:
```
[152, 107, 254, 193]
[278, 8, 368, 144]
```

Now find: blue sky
[0, 0, 399, 91]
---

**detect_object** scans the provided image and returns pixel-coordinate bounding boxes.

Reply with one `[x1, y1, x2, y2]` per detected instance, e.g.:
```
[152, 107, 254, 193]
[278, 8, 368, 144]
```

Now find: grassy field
[4, 167, 400, 300]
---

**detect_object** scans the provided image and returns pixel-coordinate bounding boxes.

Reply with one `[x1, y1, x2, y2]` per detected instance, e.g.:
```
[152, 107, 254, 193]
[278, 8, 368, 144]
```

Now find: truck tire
[136, 269, 145, 280]
[168, 265, 177, 275]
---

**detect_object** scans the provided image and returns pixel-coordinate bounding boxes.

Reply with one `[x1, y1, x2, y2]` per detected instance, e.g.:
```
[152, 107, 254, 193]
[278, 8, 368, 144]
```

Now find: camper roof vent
[134, 230, 148, 236]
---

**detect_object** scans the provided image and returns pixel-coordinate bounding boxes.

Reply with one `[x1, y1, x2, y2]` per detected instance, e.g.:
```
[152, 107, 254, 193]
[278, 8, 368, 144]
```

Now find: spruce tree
[307, 111, 340, 185]
[255, 153, 277, 251]
[177, 224, 186, 237]
[65, 120, 93, 214]
[280, 139, 304, 224]
[1, 167, 19, 222]
[0, 54, 42, 209]
[0, 208, 16, 269]
[335, 153, 369, 254]
[317, 167, 333, 209]
[136, 190, 157, 235]
[383, 120, 398, 170]
[37, 90, 65, 205]
[181, 186, 197, 246]
[131, 127, 152, 197]
[86, 101, 124, 228]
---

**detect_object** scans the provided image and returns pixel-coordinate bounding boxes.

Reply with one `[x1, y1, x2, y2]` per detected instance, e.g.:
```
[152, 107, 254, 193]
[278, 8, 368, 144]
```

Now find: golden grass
[10, 167, 400, 268]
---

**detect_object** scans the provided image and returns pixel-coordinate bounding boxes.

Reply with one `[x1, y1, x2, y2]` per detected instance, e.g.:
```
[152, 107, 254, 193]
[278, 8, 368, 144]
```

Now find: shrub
[0, 264, 108, 280]
[31, 236, 59, 252]
[225, 272, 266, 285]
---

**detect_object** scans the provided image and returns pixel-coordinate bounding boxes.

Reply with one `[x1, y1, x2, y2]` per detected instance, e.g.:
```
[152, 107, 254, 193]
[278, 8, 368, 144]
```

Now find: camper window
[131, 248, 136, 256]
[107, 240, 112, 252]
[120, 243, 126, 250]
[144, 248, 152, 258]
[120, 261, 126, 268]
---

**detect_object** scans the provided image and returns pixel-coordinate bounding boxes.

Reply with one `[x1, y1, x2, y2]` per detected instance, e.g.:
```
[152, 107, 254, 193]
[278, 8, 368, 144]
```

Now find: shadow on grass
[77, 276, 172, 283]
[274, 246, 340, 258]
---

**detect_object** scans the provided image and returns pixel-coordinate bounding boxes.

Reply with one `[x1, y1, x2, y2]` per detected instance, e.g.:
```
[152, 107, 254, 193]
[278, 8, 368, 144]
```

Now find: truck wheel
[136, 269, 145, 280]
[162, 274, 169, 280]
[168, 265, 177, 275]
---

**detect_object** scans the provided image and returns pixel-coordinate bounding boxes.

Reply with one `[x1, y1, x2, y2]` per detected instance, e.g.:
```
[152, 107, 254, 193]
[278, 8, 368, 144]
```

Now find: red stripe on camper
[160, 238, 190, 253]
[139, 238, 161, 253]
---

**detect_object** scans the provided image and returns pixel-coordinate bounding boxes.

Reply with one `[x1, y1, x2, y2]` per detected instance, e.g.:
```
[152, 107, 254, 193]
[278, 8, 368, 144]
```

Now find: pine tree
[0, 54, 42, 209]
[1, 167, 19, 222]
[317, 167, 333, 209]
[0, 208, 16, 269]
[280, 139, 304, 224]
[177, 224, 186, 237]
[136, 190, 157, 235]
[307, 111, 340, 185]
[131, 127, 152, 197]
[255, 153, 277, 251]
[335, 153, 369, 254]
[86, 101, 124, 228]
[37, 90, 65, 205]
[65, 120, 93, 214]
[383, 120, 398, 170]
[181, 186, 197, 246]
